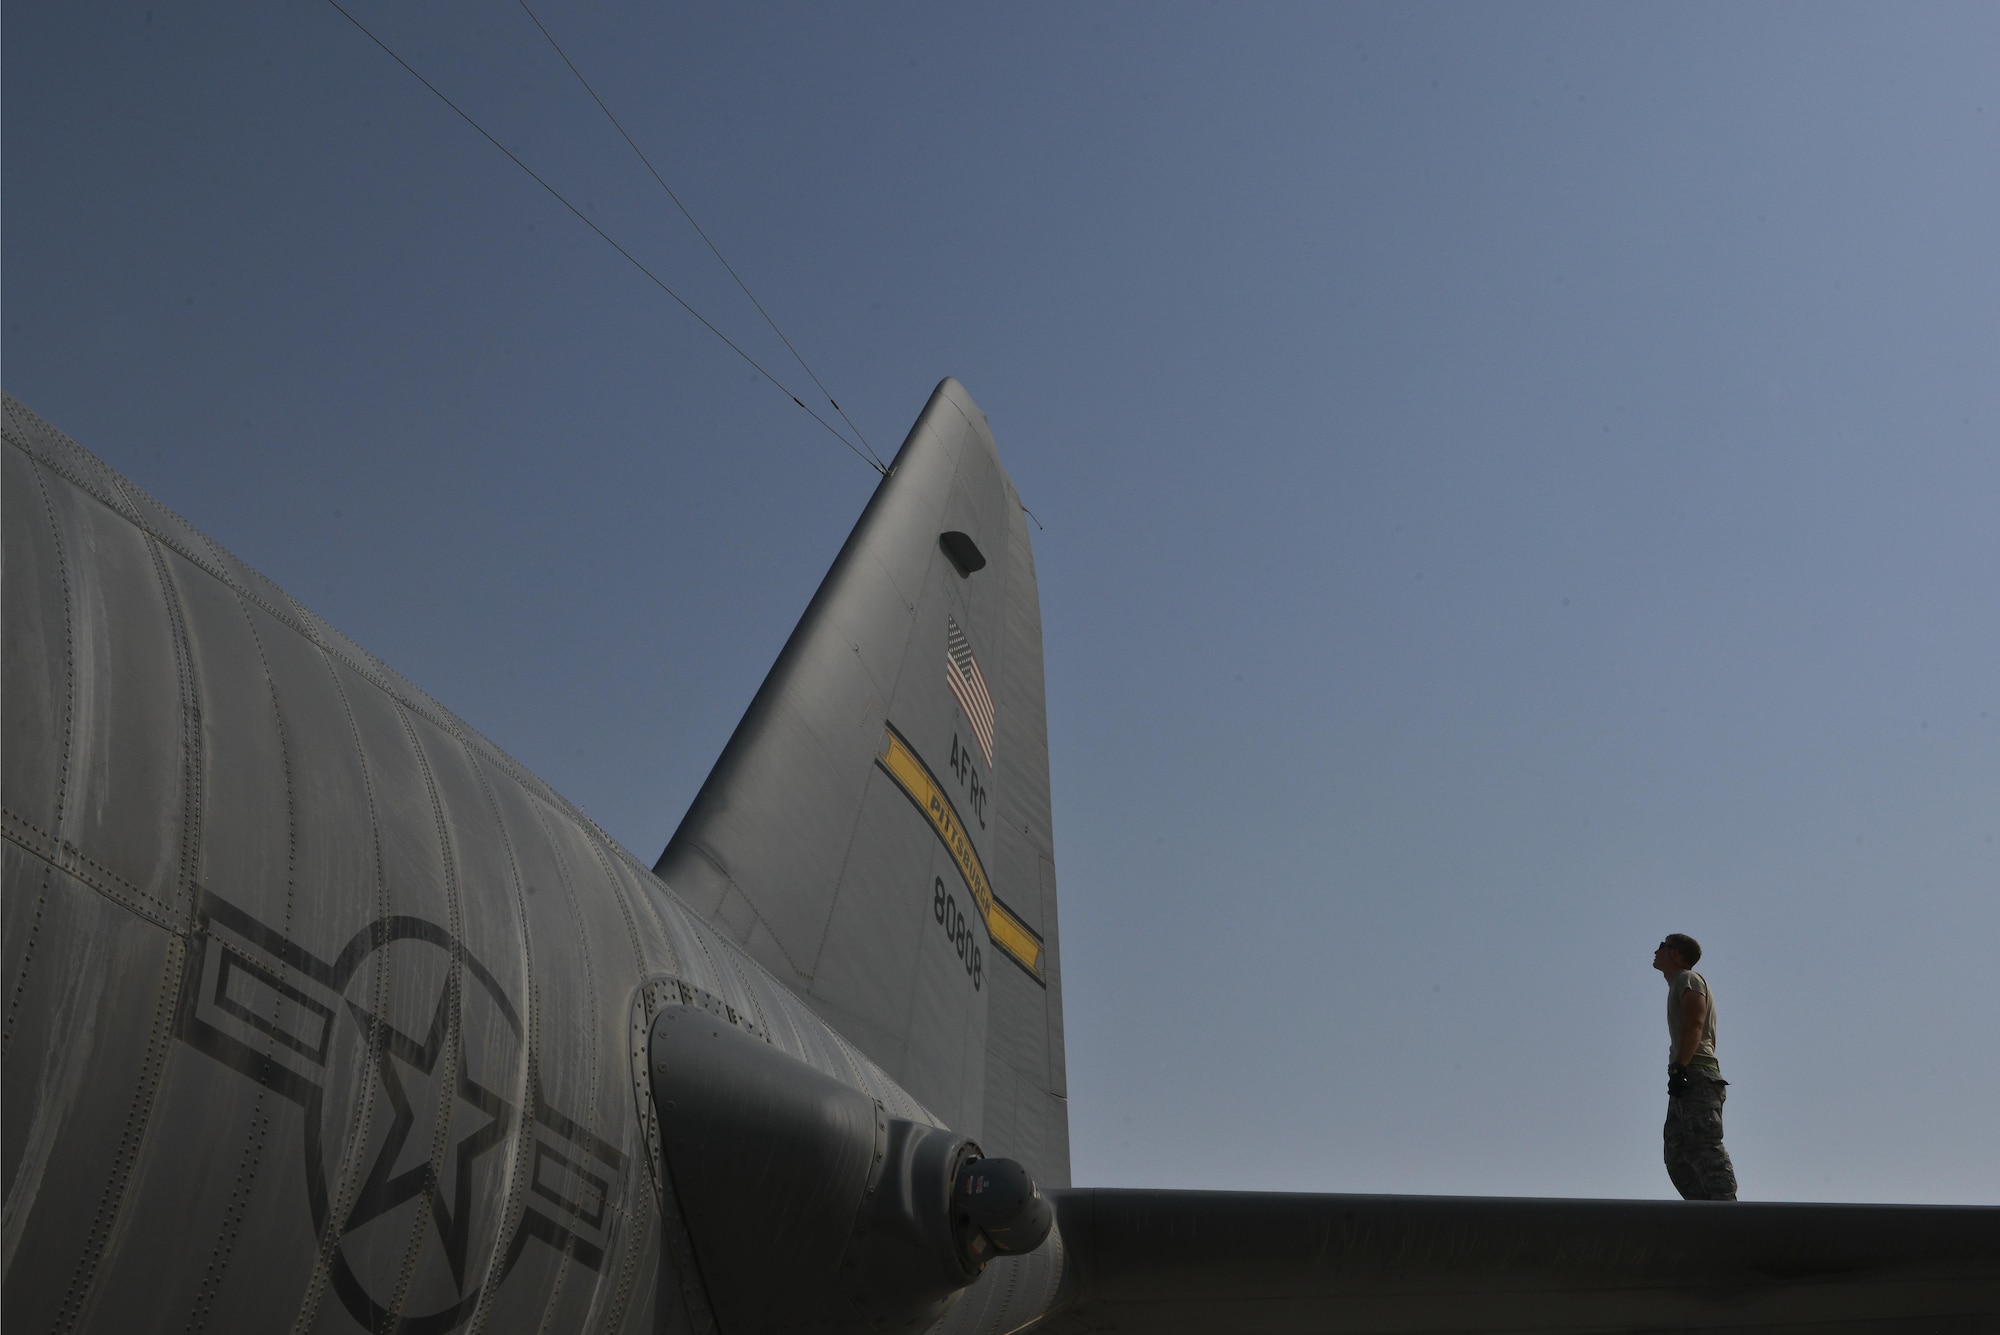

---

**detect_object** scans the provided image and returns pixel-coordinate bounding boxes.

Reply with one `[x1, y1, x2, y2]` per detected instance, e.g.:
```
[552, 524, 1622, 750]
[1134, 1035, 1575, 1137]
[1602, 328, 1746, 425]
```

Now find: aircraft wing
[1034, 1189, 2000, 1333]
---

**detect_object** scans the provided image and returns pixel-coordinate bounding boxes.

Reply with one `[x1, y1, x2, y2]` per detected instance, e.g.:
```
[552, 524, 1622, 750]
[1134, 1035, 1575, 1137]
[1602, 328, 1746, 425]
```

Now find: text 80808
[933, 876, 983, 991]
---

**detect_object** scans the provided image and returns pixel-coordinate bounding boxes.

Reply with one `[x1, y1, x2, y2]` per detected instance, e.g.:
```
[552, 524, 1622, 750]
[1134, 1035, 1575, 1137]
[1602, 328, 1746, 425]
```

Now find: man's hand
[1667, 1062, 1691, 1100]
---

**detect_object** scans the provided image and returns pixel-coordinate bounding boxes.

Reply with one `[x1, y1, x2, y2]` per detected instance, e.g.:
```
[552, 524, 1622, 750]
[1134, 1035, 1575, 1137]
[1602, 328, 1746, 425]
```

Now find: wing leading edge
[1033, 1189, 2000, 1333]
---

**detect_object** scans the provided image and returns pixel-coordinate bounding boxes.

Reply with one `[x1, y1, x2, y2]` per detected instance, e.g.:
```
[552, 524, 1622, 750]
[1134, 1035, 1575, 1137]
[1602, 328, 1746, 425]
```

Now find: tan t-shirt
[1667, 969, 1719, 1062]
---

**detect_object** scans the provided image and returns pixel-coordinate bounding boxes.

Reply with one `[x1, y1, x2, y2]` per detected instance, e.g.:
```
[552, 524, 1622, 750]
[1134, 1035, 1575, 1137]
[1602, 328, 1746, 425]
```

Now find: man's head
[1652, 933, 1702, 974]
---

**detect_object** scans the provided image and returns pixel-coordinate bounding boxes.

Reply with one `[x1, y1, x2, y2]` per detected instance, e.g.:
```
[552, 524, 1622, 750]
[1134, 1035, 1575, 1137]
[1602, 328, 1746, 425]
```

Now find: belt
[1687, 1054, 1721, 1071]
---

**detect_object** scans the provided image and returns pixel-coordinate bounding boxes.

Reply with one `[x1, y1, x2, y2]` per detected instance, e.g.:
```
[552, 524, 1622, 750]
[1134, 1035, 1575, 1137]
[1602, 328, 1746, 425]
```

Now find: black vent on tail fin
[940, 530, 987, 576]
[655, 378, 1069, 1185]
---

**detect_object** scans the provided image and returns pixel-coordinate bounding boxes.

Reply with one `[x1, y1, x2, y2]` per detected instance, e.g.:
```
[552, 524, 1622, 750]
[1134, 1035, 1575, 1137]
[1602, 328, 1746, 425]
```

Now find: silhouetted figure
[1652, 933, 1738, 1200]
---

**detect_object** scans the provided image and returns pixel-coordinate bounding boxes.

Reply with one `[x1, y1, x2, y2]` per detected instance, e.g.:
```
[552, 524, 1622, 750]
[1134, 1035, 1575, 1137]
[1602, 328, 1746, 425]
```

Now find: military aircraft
[4, 384, 1995, 1334]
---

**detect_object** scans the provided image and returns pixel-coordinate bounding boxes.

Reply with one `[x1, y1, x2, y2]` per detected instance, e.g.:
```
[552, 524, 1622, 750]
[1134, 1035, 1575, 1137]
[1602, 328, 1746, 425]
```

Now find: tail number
[933, 877, 984, 991]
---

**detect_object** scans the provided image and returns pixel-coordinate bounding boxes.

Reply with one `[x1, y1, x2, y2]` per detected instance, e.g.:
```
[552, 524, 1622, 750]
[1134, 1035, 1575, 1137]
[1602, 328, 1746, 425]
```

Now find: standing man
[1652, 933, 1738, 1201]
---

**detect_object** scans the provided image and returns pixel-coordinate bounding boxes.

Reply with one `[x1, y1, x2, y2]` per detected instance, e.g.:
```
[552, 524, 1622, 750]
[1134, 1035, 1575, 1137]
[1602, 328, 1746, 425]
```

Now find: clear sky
[7, 2, 1996, 1204]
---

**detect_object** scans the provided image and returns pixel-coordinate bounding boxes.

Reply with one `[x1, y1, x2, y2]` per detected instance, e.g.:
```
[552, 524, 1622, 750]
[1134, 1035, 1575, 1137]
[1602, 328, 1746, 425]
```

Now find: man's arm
[1673, 986, 1708, 1067]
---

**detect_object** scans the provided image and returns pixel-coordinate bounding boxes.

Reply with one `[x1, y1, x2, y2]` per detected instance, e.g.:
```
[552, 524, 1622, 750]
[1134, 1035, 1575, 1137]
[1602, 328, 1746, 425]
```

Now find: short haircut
[1663, 933, 1702, 967]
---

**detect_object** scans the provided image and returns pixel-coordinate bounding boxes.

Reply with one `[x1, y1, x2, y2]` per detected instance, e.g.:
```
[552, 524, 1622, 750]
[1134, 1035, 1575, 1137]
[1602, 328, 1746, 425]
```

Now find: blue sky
[7, 1, 1996, 1202]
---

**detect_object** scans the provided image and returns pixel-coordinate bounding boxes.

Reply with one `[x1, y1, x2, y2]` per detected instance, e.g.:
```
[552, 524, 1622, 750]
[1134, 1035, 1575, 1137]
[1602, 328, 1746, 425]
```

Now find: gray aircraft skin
[3, 383, 1995, 1335]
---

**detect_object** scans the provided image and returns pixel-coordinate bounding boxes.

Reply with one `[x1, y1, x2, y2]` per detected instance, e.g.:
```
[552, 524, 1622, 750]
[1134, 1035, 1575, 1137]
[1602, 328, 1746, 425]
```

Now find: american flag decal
[946, 616, 996, 768]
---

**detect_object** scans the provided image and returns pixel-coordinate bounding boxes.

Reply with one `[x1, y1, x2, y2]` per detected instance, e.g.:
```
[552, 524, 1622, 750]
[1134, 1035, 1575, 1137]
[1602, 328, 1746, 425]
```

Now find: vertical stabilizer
[655, 379, 1069, 1184]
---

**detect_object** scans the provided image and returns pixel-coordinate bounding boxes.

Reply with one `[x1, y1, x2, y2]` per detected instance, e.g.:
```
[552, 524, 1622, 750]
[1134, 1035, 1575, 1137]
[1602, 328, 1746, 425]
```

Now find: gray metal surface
[646, 1000, 1046, 1334]
[656, 379, 1070, 1190]
[0, 392, 1029, 1333]
[1042, 1189, 2000, 1333]
[650, 1004, 939, 1333]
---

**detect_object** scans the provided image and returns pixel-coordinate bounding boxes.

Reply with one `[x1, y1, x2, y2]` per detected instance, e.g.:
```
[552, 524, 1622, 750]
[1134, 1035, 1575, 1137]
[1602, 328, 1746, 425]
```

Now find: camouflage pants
[1663, 1068, 1738, 1200]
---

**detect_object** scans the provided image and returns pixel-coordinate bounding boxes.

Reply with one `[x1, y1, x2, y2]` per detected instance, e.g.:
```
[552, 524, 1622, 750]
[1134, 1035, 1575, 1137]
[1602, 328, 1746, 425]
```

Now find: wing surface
[1033, 1189, 2000, 1333]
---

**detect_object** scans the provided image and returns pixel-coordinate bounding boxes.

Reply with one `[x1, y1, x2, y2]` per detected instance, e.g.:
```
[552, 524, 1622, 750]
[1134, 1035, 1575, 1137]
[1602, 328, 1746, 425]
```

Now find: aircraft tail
[655, 378, 1069, 1185]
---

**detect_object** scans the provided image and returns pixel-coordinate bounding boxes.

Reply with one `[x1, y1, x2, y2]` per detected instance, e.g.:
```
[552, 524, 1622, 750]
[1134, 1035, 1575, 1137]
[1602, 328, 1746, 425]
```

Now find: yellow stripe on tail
[876, 727, 1044, 982]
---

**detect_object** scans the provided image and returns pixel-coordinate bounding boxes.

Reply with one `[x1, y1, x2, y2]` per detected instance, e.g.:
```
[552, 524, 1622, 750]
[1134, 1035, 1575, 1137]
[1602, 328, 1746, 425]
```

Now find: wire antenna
[323, 0, 886, 476]
[515, 1, 888, 472]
